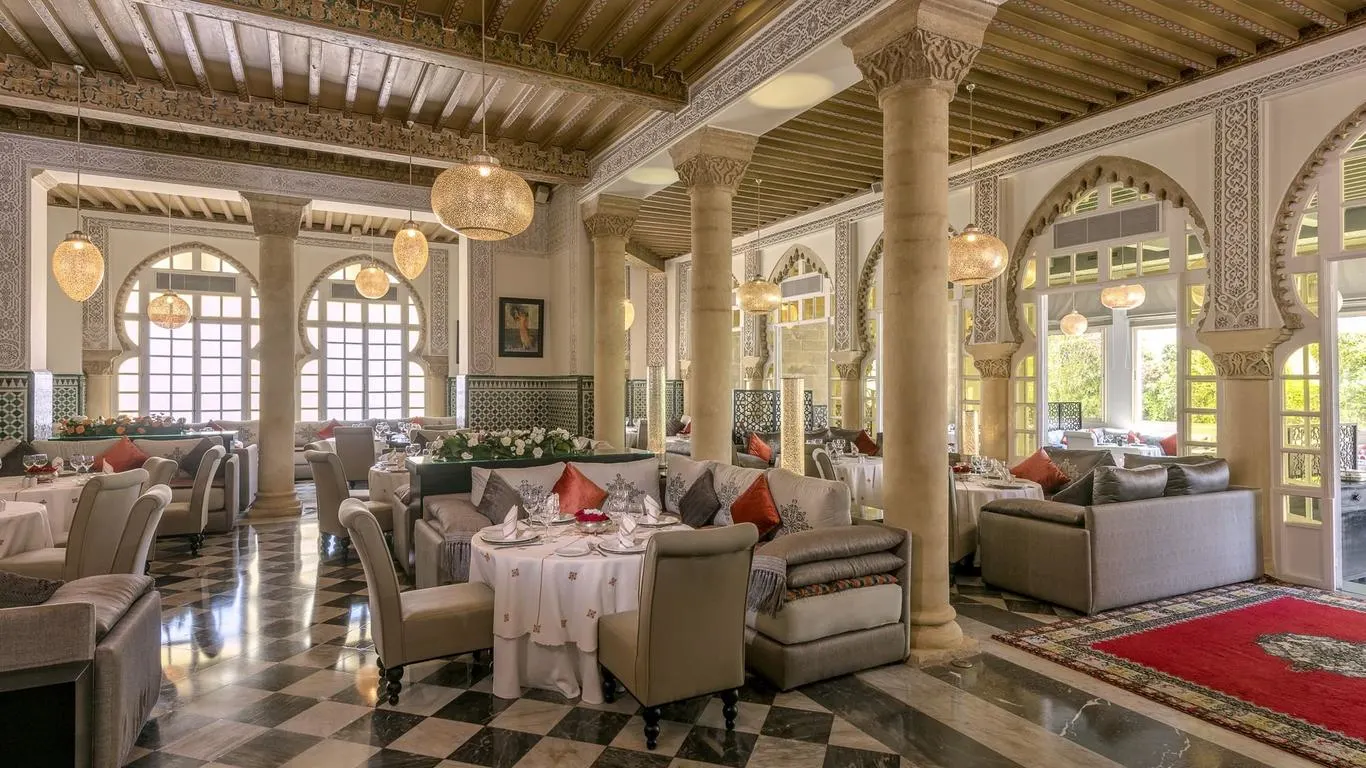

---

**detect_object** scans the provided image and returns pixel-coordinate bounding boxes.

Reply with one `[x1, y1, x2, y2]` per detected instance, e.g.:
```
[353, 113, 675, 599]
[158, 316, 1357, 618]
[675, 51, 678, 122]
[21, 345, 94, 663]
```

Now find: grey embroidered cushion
[678, 469, 721, 528]
[764, 468, 851, 537]
[664, 454, 712, 515]
[710, 463, 765, 526]
[572, 458, 661, 511]
[1092, 464, 1167, 504]
[486, 462, 567, 515]
[476, 473, 525, 524]
[0, 571, 63, 609]
[134, 438, 213, 479]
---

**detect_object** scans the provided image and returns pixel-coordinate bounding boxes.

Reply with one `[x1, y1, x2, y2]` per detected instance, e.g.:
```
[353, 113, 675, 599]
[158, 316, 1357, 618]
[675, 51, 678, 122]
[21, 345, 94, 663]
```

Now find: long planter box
[405, 449, 654, 499]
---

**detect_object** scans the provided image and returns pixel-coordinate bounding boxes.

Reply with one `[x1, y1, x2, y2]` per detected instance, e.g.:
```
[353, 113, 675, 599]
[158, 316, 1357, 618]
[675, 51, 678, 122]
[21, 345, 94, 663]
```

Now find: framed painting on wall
[498, 297, 545, 358]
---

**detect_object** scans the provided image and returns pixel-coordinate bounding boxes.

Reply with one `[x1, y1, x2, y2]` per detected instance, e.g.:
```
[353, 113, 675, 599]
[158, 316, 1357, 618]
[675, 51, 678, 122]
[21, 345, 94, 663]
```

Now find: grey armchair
[307, 449, 392, 559]
[142, 456, 179, 491]
[156, 445, 224, 556]
[339, 499, 494, 704]
[333, 425, 378, 484]
[812, 448, 836, 481]
[598, 524, 758, 750]
[0, 468, 149, 580]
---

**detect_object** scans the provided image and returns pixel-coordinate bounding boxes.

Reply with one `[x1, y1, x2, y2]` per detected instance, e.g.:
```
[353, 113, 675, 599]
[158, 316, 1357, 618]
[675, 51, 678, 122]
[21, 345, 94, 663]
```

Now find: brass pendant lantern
[355, 227, 390, 300]
[738, 179, 781, 314]
[52, 65, 105, 302]
[1060, 293, 1088, 336]
[1100, 283, 1146, 311]
[393, 139, 430, 278]
[148, 290, 192, 330]
[948, 84, 1008, 286]
[623, 298, 635, 330]
[430, 2, 533, 241]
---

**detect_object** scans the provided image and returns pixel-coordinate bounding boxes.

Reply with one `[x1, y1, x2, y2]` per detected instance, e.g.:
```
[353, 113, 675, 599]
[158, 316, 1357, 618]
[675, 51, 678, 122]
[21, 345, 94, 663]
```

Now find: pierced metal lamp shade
[623, 298, 635, 330]
[393, 222, 429, 279]
[148, 290, 192, 330]
[355, 265, 390, 300]
[737, 277, 781, 314]
[430, 153, 534, 241]
[1060, 310, 1089, 336]
[52, 231, 105, 302]
[1100, 283, 1146, 310]
[948, 224, 1009, 286]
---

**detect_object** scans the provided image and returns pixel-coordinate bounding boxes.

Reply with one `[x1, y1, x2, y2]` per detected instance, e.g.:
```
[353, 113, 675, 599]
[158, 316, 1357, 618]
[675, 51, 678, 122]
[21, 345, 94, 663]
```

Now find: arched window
[771, 259, 831, 417]
[1280, 344, 1323, 527]
[116, 247, 260, 420]
[299, 263, 425, 421]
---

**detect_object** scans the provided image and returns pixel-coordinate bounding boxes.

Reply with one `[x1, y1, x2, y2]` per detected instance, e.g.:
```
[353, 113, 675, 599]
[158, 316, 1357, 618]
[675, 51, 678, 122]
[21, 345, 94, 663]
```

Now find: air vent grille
[331, 282, 397, 302]
[781, 273, 824, 299]
[1053, 203, 1161, 249]
[154, 272, 238, 294]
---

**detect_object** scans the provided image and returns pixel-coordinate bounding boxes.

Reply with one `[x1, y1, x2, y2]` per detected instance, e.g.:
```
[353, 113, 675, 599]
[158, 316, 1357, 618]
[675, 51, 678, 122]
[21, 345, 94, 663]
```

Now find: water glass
[405, 443, 422, 459]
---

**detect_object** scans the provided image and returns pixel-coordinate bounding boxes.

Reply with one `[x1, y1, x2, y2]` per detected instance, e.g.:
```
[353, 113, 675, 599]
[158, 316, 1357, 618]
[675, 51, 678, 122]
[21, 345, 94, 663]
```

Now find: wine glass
[405, 443, 422, 459]
[72, 454, 93, 482]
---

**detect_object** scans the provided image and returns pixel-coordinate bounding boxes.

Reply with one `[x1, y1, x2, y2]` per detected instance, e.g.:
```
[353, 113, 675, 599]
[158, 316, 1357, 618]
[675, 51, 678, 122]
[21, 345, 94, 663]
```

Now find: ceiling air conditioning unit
[870, 181, 884, 195]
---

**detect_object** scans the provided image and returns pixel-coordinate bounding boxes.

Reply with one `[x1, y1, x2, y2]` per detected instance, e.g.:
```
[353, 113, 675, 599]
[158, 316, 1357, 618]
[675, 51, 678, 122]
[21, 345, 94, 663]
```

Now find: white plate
[636, 514, 681, 528]
[598, 540, 647, 555]
[554, 546, 593, 557]
[479, 529, 540, 545]
[549, 515, 578, 525]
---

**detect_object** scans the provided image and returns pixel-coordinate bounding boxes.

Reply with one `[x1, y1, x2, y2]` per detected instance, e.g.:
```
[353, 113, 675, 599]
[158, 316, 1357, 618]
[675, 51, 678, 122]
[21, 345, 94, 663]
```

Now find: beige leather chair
[333, 425, 378, 485]
[812, 448, 836, 481]
[156, 445, 224, 556]
[598, 524, 758, 750]
[339, 499, 494, 704]
[142, 456, 179, 491]
[0, 469, 153, 580]
[307, 450, 392, 559]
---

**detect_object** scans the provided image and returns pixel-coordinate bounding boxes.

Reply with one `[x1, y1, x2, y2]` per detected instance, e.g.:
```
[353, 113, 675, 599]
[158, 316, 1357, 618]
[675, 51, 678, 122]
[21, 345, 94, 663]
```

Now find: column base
[906, 634, 979, 667]
[250, 491, 302, 519]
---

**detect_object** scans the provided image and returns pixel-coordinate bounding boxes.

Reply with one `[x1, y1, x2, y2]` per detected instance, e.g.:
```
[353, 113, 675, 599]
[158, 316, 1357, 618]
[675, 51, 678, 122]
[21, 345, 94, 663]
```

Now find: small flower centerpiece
[574, 509, 611, 534]
[57, 414, 188, 438]
[25, 462, 57, 483]
[430, 427, 590, 462]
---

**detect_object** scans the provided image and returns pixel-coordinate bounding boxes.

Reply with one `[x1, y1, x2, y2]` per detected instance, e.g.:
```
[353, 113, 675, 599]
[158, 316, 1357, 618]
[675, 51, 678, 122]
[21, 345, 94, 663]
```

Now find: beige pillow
[765, 468, 852, 536]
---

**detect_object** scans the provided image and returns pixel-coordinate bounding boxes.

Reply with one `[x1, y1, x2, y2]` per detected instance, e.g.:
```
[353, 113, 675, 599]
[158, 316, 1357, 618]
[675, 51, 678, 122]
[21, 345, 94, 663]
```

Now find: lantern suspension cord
[407, 136, 415, 221]
[75, 65, 83, 223]
[966, 83, 975, 177]
[480, 0, 488, 154]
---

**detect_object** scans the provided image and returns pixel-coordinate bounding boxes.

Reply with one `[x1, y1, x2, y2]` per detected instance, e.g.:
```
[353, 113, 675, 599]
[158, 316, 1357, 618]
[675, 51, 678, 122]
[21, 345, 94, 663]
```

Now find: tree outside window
[1135, 326, 1179, 428]
[1047, 331, 1104, 423]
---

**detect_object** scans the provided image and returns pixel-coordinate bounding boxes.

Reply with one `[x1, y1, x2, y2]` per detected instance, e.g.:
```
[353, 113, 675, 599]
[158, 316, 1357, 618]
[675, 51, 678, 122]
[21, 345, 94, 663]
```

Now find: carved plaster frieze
[583, 214, 636, 239]
[1212, 350, 1274, 380]
[851, 28, 980, 96]
[676, 261, 691, 363]
[80, 216, 110, 350]
[1210, 99, 1261, 331]
[674, 156, 751, 191]
[646, 271, 667, 367]
[430, 249, 449, 356]
[470, 242, 495, 375]
[833, 361, 864, 381]
[833, 219, 854, 350]
[242, 193, 309, 236]
[768, 245, 830, 283]
[969, 176, 1001, 345]
[81, 348, 121, 377]
[973, 358, 1012, 379]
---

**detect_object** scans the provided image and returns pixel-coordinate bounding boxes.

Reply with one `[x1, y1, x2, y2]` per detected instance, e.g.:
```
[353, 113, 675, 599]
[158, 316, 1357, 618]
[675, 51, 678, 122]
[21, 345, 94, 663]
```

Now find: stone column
[833, 353, 864, 429]
[81, 349, 120, 417]
[582, 195, 642, 449]
[243, 193, 309, 519]
[670, 128, 757, 462]
[423, 354, 449, 418]
[680, 361, 692, 417]
[967, 343, 1017, 460]
[1201, 329, 1280, 575]
[844, 0, 999, 661]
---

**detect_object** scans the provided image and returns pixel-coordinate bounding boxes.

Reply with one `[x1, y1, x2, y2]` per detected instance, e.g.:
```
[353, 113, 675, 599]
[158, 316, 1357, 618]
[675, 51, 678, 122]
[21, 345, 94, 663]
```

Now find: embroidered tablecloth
[0, 476, 84, 540]
[469, 522, 689, 702]
[0, 501, 54, 558]
[954, 477, 1044, 564]
[833, 456, 884, 509]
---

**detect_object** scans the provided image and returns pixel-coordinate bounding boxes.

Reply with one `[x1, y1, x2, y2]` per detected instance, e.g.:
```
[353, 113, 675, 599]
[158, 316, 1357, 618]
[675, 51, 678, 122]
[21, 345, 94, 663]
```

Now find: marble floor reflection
[124, 487, 1312, 767]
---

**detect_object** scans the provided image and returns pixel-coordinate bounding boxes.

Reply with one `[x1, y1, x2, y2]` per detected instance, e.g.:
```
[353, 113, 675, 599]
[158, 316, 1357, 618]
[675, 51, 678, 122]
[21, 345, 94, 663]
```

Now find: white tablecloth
[469, 522, 689, 703]
[367, 465, 409, 507]
[0, 476, 84, 540]
[1112, 444, 1164, 461]
[0, 501, 54, 558]
[954, 477, 1044, 564]
[834, 456, 883, 509]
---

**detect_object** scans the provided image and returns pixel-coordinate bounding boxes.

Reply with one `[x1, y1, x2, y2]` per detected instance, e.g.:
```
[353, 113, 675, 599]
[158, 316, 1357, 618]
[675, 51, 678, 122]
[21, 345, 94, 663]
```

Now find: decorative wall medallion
[1210, 99, 1261, 330]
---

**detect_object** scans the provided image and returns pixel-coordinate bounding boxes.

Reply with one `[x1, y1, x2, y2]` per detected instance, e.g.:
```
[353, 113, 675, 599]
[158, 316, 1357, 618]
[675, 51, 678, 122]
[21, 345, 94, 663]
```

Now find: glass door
[1335, 257, 1366, 594]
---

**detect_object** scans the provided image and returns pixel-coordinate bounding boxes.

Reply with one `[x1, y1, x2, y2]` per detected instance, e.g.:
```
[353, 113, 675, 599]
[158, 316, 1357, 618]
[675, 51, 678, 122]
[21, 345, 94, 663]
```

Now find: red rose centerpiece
[26, 463, 57, 483]
[574, 509, 611, 534]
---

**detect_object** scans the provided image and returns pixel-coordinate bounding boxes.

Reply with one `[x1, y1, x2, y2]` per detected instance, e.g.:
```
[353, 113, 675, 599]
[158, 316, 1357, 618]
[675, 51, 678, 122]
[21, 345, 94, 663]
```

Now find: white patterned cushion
[664, 454, 711, 515]
[764, 468, 851, 537]
[133, 438, 210, 478]
[573, 459, 660, 511]
[486, 463, 566, 514]
[211, 420, 259, 446]
[294, 421, 333, 448]
[709, 463, 764, 527]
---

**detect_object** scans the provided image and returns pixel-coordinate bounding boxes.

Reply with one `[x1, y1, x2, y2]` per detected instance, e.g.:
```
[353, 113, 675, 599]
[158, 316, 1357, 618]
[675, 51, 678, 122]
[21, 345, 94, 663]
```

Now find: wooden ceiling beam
[547, 96, 593, 145]
[0, 59, 591, 183]
[266, 30, 284, 106]
[487, 0, 518, 36]
[522, 0, 556, 41]
[173, 11, 213, 96]
[147, 192, 170, 214]
[1013, 0, 1217, 70]
[443, 0, 468, 29]
[405, 63, 435, 127]
[24, 0, 91, 69]
[1097, 0, 1259, 56]
[123, 190, 149, 213]
[963, 72, 1082, 118]
[774, 123, 882, 155]
[0, 5, 49, 69]
[93, 187, 127, 212]
[130, 0, 687, 110]
[591, 0, 663, 61]
[221, 20, 251, 102]
[573, 101, 625, 148]
[307, 39, 323, 113]
[436, 70, 472, 129]
[563, 0, 613, 50]
[342, 47, 363, 118]
[660, 0, 746, 72]
[787, 115, 880, 143]
[465, 76, 505, 134]
[217, 198, 234, 221]
[494, 84, 538, 136]
[77, 0, 138, 82]
[1183, 1, 1298, 44]
[981, 35, 1149, 93]
[193, 196, 215, 220]
[946, 101, 1037, 133]
[972, 55, 1115, 107]
[1277, 0, 1347, 27]
[993, 10, 1182, 82]
[624, 0, 701, 68]
[750, 149, 881, 178]
[524, 90, 568, 137]
[374, 54, 400, 122]
[760, 134, 884, 166]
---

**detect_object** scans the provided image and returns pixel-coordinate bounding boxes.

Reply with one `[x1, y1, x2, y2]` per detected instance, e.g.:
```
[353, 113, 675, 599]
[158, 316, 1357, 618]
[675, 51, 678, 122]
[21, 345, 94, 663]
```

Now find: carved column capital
[967, 342, 1019, 379]
[581, 194, 642, 239]
[842, 2, 1001, 98]
[1197, 328, 1286, 381]
[422, 354, 450, 380]
[1212, 351, 1274, 380]
[242, 193, 310, 237]
[832, 350, 866, 381]
[674, 156, 751, 191]
[668, 126, 757, 193]
[583, 214, 636, 239]
[81, 348, 121, 377]
[680, 360, 692, 381]
[851, 28, 979, 96]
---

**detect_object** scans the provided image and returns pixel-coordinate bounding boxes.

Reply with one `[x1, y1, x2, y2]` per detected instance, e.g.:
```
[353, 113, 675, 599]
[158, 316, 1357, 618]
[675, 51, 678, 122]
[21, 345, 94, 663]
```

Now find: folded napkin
[642, 495, 662, 524]
[555, 539, 592, 557]
[102, 461, 114, 474]
[51, 457, 63, 472]
[544, 493, 561, 519]
[501, 505, 520, 540]
[615, 515, 638, 550]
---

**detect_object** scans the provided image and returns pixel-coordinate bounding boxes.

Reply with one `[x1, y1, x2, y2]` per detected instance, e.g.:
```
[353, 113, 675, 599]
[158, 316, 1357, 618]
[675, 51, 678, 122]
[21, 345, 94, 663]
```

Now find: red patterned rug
[997, 583, 1366, 767]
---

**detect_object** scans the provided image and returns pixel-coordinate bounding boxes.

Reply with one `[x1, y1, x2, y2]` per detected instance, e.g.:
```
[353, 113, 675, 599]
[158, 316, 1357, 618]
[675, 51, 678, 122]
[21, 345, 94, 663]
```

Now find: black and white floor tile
[124, 485, 1314, 768]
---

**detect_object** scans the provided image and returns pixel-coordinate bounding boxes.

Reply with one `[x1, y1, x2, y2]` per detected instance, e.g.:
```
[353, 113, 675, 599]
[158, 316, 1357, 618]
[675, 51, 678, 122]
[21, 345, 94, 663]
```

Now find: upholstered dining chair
[142, 456, 179, 491]
[339, 499, 494, 705]
[156, 445, 224, 556]
[812, 447, 836, 481]
[598, 524, 759, 750]
[633, 419, 650, 450]
[307, 450, 392, 559]
[333, 426, 378, 486]
[0, 468, 151, 580]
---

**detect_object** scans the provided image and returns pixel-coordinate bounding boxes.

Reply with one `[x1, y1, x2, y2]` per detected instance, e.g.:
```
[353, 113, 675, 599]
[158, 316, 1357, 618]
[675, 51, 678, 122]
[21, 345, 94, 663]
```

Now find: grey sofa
[0, 574, 162, 767]
[979, 487, 1260, 614]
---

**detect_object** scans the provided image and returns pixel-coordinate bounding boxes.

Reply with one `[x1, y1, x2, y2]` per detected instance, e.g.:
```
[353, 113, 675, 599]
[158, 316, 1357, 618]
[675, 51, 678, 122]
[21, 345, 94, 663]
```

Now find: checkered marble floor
[127, 495, 914, 768]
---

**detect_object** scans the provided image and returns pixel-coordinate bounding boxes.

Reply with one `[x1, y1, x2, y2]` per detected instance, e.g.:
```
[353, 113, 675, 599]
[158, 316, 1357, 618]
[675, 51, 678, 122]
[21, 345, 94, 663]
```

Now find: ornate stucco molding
[1210, 98, 1261, 330]
[583, 214, 637, 239]
[133, 0, 687, 109]
[1212, 350, 1275, 380]
[833, 219, 855, 351]
[429, 249, 450, 357]
[1198, 328, 1286, 381]
[80, 216, 110, 350]
[0, 59, 589, 183]
[646, 271, 667, 368]
[676, 262, 692, 364]
[969, 176, 1002, 345]
[850, 27, 981, 96]
[855, 234, 884, 360]
[768, 244, 830, 282]
[1002, 157, 1209, 345]
[674, 156, 751, 191]
[470, 242, 495, 375]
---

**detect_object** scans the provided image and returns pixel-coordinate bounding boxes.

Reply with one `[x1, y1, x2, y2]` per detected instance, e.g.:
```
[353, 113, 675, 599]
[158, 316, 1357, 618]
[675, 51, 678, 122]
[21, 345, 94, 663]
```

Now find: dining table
[0, 500, 55, 558]
[367, 462, 410, 508]
[952, 475, 1044, 564]
[469, 518, 690, 704]
[0, 475, 86, 540]
[832, 455, 884, 509]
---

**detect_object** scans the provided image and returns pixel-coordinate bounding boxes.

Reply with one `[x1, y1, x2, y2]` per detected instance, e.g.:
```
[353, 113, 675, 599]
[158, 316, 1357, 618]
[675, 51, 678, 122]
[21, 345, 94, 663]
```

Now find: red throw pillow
[854, 430, 880, 456]
[680, 422, 692, 435]
[731, 474, 780, 539]
[317, 419, 340, 439]
[96, 437, 150, 473]
[553, 464, 607, 513]
[746, 433, 774, 464]
[1160, 433, 1179, 456]
[1010, 449, 1069, 494]
[1126, 430, 1142, 445]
